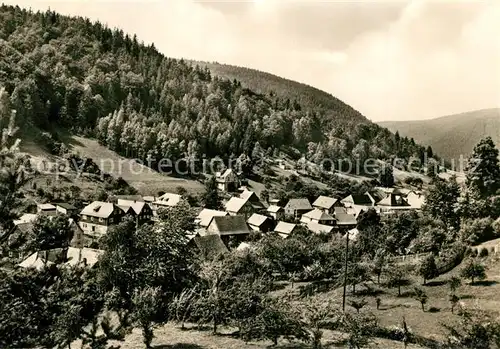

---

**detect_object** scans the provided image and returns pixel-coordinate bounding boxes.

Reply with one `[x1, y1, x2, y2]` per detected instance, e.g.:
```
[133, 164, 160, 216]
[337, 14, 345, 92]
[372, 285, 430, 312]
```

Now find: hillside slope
[379, 108, 500, 162]
[0, 4, 426, 174]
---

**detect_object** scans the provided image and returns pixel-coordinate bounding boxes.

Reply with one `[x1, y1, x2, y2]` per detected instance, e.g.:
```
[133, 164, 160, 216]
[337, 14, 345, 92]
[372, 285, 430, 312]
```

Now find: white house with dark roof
[300, 208, 335, 225]
[216, 169, 240, 192]
[79, 201, 127, 237]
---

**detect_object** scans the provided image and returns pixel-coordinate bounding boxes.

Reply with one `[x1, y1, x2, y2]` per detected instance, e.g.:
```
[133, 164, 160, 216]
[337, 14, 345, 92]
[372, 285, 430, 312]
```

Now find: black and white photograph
[0, 0, 499, 348]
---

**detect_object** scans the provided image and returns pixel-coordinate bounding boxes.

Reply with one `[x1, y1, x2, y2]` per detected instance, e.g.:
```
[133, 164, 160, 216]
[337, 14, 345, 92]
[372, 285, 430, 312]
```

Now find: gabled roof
[366, 189, 387, 203]
[209, 215, 250, 235]
[341, 194, 374, 206]
[247, 213, 270, 227]
[80, 201, 116, 218]
[18, 252, 54, 270]
[312, 196, 338, 210]
[38, 203, 56, 210]
[224, 197, 248, 213]
[65, 247, 103, 267]
[196, 209, 228, 227]
[143, 196, 156, 202]
[274, 221, 297, 235]
[19, 247, 103, 269]
[335, 212, 357, 226]
[193, 234, 229, 260]
[13, 213, 38, 225]
[55, 202, 77, 210]
[302, 208, 334, 221]
[154, 193, 182, 207]
[267, 205, 283, 213]
[377, 194, 410, 207]
[216, 168, 238, 182]
[285, 198, 312, 211]
[117, 199, 149, 215]
[240, 190, 257, 201]
[240, 190, 265, 209]
[307, 222, 334, 234]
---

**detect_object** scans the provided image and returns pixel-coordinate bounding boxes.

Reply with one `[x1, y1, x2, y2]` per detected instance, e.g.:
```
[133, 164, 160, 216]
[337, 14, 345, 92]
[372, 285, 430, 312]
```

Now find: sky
[3, 0, 500, 121]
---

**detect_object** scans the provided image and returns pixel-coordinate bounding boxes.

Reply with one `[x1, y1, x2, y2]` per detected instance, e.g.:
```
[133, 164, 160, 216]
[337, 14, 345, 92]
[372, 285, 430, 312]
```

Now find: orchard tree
[386, 264, 408, 297]
[418, 254, 438, 285]
[240, 295, 306, 346]
[203, 176, 221, 209]
[448, 276, 462, 293]
[424, 176, 461, 230]
[378, 163, 394, 187]
[301, 298, 338, 349]
[460, 259, 486, 285]
[449, 294, 460, 314]
[132, 287, 161, 349]
[413, 288, 428, 312]
[466, 137, 500, 197]
[341, 313, 378, 349]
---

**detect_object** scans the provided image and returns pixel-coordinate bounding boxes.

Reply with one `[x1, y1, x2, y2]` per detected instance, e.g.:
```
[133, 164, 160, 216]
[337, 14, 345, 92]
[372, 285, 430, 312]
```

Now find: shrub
[459, 218, 495, 245]
[479, 248, 489, 257]
[460, 259, 486, 284]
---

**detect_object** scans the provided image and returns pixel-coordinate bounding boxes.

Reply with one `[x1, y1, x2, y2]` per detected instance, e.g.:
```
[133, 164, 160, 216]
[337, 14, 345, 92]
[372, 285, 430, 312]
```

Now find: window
[82, 223, 87, 228]
[99, 218, 104, 223]
[92, 226, 95, 232]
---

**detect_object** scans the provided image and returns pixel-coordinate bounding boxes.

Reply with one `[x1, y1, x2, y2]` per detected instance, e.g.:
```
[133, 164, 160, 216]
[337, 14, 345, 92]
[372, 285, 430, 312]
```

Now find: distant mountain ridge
[379, 108, 500, 162]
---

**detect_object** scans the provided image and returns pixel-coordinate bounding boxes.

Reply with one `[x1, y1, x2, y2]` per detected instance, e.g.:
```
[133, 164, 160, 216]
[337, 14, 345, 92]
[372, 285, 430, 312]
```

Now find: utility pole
[342, 230, 349, 312]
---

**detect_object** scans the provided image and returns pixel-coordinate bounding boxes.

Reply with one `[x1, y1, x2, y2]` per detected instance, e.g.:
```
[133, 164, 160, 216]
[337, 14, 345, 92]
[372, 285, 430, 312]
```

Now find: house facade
[206, 215, 250, 246]
[79, 202, 127, 238]
[284, 198, 313, 219]
[117, 199, 154, 225]
[267, 205, 284, 221]
[247, 213, 274, 233]
[300, 208, 335, 225]
[216, 169, 240, 192]
[312, 196, 342, 214]
[225, 197, 254, 217]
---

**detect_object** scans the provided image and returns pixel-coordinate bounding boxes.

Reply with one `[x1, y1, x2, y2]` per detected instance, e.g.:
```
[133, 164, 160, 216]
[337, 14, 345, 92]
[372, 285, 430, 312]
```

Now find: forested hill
[196, 62, 368, 124]
[0, 5, 425, 167]
[379, 108, 500, 162]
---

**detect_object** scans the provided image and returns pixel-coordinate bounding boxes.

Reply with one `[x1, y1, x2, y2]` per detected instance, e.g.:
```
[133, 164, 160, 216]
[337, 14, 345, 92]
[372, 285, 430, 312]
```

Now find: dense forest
[0, 5, 427, 170]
